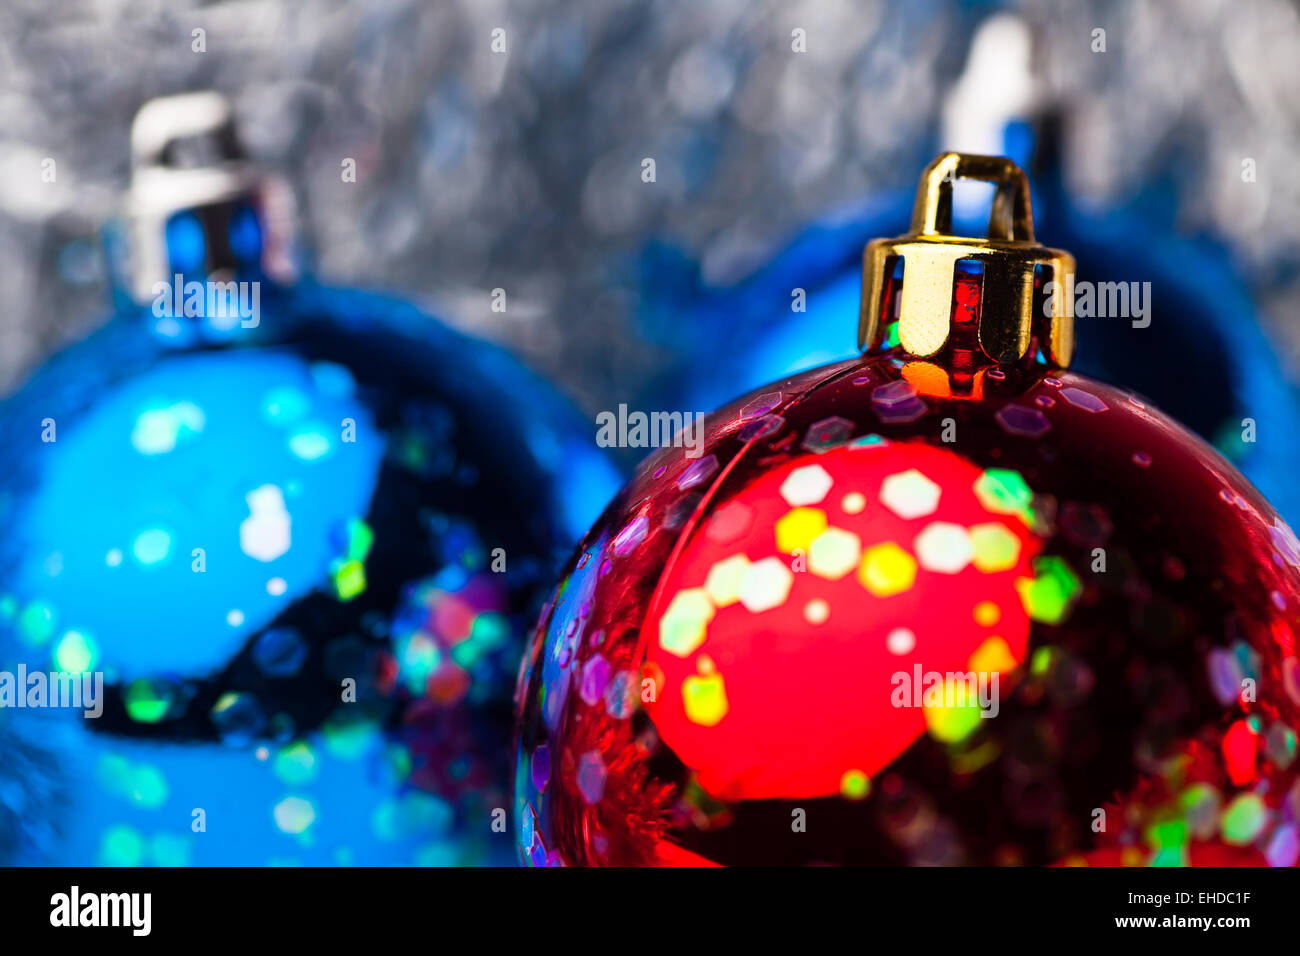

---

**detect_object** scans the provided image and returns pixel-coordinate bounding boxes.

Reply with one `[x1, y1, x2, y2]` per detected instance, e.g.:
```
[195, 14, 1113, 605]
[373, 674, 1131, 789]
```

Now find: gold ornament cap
[112, 92, 298, 305]
[859, 152, 1075, 368]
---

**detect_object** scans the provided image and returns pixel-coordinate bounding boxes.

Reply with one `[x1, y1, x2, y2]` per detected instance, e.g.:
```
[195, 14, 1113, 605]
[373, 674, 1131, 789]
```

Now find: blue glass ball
[0, 280, 619, 865]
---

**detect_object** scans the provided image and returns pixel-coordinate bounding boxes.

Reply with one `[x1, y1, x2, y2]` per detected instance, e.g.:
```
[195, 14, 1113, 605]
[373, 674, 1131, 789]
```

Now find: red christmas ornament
[514, 154, 1300, 866]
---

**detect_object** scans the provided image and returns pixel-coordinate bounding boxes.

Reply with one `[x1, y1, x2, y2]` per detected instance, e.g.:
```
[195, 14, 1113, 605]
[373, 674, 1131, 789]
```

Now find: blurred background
[2, 0, 1299, 415]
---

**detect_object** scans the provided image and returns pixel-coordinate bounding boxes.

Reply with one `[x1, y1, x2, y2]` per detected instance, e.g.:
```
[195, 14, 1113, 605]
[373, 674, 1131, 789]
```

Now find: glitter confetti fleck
[54, 629, 95, 672]
[239, 485, 291, 562]
[970, 522, 1021, 572]
[994, 404, 1051, 438]
[914, 522, 973, 573]
[778, 464, 833, 506]
[973, 469, 1033, 521]
[738, 558, 794, 613]
[1220, 793, 1267, 845]
[704, 554, 750, 607]
[659, 588, 715, 657]
[859, 542, 918, 597]
[802, 416, 855, 454]
[886, 627, 916, 655]
[1015, 556, 1080, 625]
[576, 751, 607, 804]
[274, 796, 317, 835]
[879, 469, 940, 519]
[774, 507, 828, 554]
[808, 527, 862, 579]
[840, 769, 871, 799]
[682, 659, 728, 726]
[132, 528, 172, 566]
[1059, 388, 1108, 413]
[804, 599, 830, 624]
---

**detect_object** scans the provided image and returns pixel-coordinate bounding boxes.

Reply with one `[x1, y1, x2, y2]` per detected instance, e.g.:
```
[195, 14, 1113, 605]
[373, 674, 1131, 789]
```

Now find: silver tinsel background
[1, 0, 1298, 411]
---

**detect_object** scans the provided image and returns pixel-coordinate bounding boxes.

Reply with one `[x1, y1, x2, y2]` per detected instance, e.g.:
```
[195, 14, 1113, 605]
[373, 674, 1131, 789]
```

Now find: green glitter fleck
[210, 691, 241, 718]
[470, 612, 509, 649]
[1220, 793, 1268, 845]
[100, 825, 145, 866]
[1149, 846, 1188, 867]
[841, 769, 871, 800]
[274, 742, 318, 786]
[323, 713, 378, 760]
[130, 764, 169, 808]
[345, 519, 374, 562]
[332, 560, 367, 601]
[1015, 556, 1081, 625]
[923, 678, 984, 744]
[54, 630, 95, 673]
[973, 468, 1035, 523]
[884, 320, 901, 349]
[450, 639, 485, 669]
[124, 679, 172, 723]
[1144, 817, 1187, 850]
[18, 601, 56, 646]
[1212, 419, 1247, 462]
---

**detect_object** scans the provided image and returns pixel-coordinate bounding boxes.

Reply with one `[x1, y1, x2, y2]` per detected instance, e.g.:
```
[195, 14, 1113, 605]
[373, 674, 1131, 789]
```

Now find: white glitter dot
[880, 469, 941, 519]
[226, 609, 245, 627]
[779, 464, 833, 507]
[267, 577, 287, 596]
[240, 485, 292, 562]
[738, 558, 795, 613]
[804, 600, 830, 624]
[886, 627, 916, 655]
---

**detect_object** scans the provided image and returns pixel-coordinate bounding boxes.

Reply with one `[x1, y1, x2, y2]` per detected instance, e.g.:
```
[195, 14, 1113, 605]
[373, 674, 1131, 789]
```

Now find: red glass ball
[514, 351, 1300, 866]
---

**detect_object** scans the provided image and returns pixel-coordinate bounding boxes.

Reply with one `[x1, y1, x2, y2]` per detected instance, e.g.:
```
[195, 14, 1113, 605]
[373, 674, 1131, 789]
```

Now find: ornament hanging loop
[859, 152, 1075, 369]
[912, 152, 1034, 243]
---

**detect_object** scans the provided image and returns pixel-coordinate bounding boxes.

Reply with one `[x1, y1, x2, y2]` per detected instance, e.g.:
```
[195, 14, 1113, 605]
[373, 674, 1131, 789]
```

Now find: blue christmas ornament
[639, 16, 1300, 520]
[0, 92, 619, 865]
